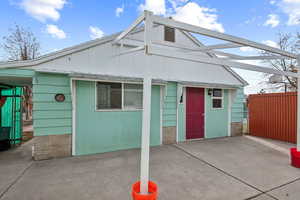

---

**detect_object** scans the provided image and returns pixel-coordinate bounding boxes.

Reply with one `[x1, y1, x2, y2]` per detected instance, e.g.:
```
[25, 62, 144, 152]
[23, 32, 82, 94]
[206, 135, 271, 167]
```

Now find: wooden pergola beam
[151, 14, 298, 58]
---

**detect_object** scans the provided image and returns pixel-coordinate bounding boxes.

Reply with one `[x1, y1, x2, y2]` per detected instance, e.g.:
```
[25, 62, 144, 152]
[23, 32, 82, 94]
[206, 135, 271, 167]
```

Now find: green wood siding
[0, 69, 34, 77]
[231, 88, 245, 123]
[75, 80, 161, 156]
[32, 72, 72, 136]
[162, 82, 177, 127]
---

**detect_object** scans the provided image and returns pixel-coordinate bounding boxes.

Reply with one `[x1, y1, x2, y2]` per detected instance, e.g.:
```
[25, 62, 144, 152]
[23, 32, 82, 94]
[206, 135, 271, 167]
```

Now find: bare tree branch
[261, 32, 298, 92]
[1, 24, 40, 61]
[1, 24, 40, 121]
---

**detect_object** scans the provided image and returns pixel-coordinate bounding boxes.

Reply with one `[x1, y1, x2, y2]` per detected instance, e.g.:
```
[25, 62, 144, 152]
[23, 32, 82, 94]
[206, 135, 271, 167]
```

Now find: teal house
[0, 24, 247, 160]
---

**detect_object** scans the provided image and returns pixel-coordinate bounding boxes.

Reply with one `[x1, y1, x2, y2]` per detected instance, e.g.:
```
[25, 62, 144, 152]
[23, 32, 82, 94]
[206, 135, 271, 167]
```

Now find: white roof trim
[0, 33, 119, 68]
[35, 68, 241, 88]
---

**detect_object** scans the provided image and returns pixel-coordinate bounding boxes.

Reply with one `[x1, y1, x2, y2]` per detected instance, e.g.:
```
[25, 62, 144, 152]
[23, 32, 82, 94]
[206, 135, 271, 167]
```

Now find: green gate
[0, 87, 23, 145]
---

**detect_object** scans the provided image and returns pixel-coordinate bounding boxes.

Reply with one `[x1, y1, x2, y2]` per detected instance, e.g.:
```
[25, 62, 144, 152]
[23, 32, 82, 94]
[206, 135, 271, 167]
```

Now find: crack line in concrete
[263, 177, 300, 194]
[0, 162, 34, 199]
[172, 144, 279, 200]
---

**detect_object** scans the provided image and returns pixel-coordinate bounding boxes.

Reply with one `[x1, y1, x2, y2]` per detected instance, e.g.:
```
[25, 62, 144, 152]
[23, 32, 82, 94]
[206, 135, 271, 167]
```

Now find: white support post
[140, 77, 152, 194]
[139, 10, 153, 194]
[297, 57, 300, 151]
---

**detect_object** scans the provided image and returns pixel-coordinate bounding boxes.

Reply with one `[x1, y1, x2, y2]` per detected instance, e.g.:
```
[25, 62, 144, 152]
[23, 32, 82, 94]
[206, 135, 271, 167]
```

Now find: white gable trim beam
[113, 12, 145, 45]
[147, 45, 298, 78]
[195, 43, 245, 51]
[180, 30, 248, 86]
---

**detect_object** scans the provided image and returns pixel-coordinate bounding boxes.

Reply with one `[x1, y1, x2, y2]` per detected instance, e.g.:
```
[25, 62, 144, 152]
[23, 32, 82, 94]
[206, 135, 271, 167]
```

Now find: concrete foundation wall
[163, 126, 176, 144]
[33, 134, 71, 160]
[231, 122, 243, 137]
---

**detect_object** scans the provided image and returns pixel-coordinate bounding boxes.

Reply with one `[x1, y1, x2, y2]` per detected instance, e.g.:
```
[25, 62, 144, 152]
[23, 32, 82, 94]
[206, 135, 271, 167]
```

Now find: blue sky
[0, 0, 300, 93]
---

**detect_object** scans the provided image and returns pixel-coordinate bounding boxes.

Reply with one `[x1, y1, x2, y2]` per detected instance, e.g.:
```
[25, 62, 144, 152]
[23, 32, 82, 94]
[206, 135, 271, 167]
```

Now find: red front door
[186, 87, 205, 139]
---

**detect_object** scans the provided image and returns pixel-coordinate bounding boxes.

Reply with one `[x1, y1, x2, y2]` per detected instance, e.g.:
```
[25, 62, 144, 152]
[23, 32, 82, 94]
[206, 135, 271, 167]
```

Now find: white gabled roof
[0, 27, 247, 86]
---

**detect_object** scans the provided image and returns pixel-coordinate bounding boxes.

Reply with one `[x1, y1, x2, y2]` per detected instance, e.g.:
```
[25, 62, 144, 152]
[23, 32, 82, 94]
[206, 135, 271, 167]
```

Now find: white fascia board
[147, 45, 298, 78]
[151, 15, 298, 59]
[178, 81, 241, 89]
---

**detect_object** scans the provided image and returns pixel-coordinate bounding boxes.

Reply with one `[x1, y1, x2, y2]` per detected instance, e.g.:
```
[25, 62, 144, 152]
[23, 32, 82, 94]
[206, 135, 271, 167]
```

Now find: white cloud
[46, 24, 66, 39]
[172, 2, 224, 33]
[20, 0, 67, 22]
[116, 5, 124, 17]
[89, 26, 104, 39]
[137, 1, 224, 32]
[262, 40, 280, 48]
[270, 0, 276, 5]
[168, 0, 188, 9]
[264, 14, 280, 27]
[139, 0, 166, 15]
[240, 47, 256, 52]
[279, 0, 300, 25]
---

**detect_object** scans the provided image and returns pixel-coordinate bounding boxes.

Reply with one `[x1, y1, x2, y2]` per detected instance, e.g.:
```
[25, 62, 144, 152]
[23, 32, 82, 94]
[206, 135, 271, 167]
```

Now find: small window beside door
[212, 89, 223, 109]
[164, 26, 175, 42]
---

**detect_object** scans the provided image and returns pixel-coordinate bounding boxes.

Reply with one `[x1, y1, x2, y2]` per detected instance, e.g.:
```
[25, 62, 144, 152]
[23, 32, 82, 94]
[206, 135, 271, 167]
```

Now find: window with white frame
[212, 89, 223, 109]
[96, 82, 143, 110]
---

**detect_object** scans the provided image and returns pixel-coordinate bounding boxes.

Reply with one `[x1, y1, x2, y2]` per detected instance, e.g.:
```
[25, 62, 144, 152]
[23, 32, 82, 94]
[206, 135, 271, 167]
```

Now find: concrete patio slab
[1, 136, 300, 200]
[0, 145, 258, 200]
[251, 194, 275, 200]
[176, 136, 300, 191]
[267, 179, 300, 200]
[0, 140, 33, 198]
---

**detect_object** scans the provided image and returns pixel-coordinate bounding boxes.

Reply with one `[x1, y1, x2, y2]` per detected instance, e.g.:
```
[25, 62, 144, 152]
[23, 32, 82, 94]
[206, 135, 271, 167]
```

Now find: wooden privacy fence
[248, 92, 297, 143]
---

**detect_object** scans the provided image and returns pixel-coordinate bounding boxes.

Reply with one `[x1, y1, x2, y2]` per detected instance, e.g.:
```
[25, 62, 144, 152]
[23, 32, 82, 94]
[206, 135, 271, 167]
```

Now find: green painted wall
[0, 69, 34, 77]
[32, 72, 72, 136]
[75, 80, 161, 156]
[162, 82, 177, 127]
[231, 88, 245, 123]
[177, 84, 185, 142]
[205, 88, 229, 138]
